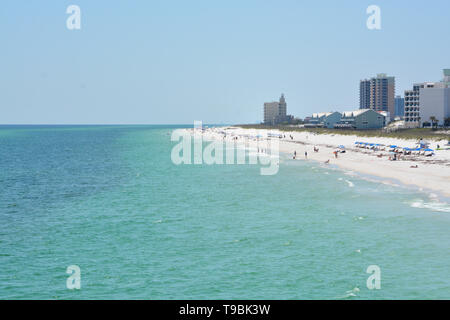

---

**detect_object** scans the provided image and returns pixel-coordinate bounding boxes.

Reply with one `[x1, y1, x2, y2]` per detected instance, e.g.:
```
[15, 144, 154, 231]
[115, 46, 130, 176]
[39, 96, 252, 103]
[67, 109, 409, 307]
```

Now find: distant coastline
[195, 126, 450, 200]
[236, 124, 450, 141]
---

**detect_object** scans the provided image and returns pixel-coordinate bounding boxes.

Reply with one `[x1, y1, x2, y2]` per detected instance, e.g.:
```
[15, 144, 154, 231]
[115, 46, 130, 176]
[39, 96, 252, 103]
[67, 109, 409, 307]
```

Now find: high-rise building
[264, 94, 288, 125]
[359, 74, 396, 118]
[278, 94, 287, 119]
[394, 96, 405, 118]
[359, 80, 371, 110]
[404, 84, 422, 127]
[263, 102, 279, 125]
[444, 69, 450, 84]
[404, 69, 450, 127]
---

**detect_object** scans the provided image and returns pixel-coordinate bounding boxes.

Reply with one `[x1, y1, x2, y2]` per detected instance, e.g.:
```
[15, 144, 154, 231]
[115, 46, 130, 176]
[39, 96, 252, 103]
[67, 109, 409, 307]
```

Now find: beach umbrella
[388, 145, 397, 148]
[354, 142, 360, 144]
[424, 148, 434, 152]
[338, 145, 345, 149]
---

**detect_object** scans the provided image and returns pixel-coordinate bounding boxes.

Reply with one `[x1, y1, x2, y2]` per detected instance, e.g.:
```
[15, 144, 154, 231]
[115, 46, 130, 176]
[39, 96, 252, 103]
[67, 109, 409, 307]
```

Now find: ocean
[0, 125, 449, 299]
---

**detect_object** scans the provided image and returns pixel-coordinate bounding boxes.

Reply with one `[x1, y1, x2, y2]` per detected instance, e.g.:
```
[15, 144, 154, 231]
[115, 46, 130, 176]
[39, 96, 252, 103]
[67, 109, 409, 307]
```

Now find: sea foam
[409, 199, 450, 213]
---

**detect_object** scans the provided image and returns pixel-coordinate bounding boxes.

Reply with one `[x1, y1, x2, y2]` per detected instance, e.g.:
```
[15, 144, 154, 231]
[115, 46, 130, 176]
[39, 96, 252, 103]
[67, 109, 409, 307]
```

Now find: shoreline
[194, 126, 450, 201]
[283, 151, 450, 204]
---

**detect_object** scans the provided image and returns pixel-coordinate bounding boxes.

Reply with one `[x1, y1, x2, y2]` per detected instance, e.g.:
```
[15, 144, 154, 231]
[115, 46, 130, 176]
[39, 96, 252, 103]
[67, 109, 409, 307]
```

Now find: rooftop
[341, 109, 372, 118]
[312, 112, 332, 118]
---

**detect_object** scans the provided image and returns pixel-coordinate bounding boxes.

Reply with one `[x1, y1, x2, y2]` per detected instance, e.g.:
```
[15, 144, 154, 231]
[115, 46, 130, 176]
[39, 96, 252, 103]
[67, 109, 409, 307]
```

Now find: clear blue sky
[1, 0, 449, 124]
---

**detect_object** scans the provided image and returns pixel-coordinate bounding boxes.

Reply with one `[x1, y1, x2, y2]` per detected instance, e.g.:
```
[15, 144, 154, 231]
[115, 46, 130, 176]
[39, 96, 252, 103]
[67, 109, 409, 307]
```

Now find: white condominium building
[404, 69, 450, 127]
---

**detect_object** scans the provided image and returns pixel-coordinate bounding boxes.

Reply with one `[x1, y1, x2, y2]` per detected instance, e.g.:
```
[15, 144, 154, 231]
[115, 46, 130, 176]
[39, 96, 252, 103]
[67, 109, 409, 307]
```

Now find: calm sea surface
[0, 125, 449, 299]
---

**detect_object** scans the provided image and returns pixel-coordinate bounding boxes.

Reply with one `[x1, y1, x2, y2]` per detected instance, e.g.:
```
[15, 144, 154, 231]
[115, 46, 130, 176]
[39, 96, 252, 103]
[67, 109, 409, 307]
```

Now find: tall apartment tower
[359, 80, 371, 110]
[395, 96, 405, 118]
[278, 94, 287, 118]
[404, 84, 422, 127]
[360, 74, 396, 117]
[264, 94, 287, 125]
[443, 69, 450, 85]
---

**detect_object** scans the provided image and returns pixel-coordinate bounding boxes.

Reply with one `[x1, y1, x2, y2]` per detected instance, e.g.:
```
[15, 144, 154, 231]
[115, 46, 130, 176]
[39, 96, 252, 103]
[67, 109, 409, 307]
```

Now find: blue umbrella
[389, 145, 397, 148]
[355, 142, 360, 144]
[424, 148, 434, 152]
[338, 145, 345, 149]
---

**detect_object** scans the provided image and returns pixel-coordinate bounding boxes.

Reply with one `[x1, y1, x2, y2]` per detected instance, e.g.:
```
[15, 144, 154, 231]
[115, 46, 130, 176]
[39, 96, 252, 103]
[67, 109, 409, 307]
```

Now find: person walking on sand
[305, 151, 308, 159]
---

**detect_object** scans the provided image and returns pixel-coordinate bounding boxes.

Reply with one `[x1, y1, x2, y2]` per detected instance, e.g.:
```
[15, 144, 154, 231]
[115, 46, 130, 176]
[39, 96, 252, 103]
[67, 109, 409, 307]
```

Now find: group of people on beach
[388, 153, 400, 161]
[291, 144, 336, 162]
[257, 148, 268, 154]
[292, 150, 308, 160]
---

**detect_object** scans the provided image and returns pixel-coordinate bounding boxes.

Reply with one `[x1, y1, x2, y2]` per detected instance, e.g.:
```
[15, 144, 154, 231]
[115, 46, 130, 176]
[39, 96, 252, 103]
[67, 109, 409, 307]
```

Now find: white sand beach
[192, 126, 450, 199]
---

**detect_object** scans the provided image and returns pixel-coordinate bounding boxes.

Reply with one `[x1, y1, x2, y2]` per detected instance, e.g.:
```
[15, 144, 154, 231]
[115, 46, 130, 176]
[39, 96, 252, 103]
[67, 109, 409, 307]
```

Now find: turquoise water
[0, 125, 449, 299]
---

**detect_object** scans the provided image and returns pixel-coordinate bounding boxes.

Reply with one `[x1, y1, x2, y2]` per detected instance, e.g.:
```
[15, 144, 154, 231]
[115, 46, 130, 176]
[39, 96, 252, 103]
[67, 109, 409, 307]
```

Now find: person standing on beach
[305, 151, 308, 159]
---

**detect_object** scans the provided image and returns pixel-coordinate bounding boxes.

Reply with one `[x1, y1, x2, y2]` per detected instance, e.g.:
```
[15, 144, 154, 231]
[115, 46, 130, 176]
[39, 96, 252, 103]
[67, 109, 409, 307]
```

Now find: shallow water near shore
[306, 159, 450, 209]
[1, 125, 449, 299]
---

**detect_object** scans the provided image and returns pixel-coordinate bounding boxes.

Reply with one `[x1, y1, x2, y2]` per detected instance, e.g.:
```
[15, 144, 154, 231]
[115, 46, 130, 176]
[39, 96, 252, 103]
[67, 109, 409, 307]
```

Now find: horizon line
[0, 123, 241, 126]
